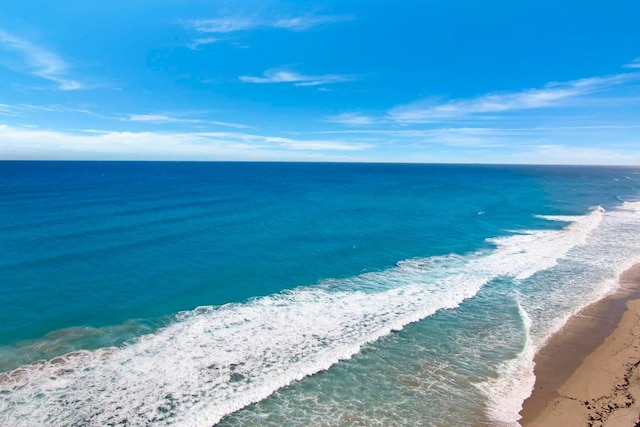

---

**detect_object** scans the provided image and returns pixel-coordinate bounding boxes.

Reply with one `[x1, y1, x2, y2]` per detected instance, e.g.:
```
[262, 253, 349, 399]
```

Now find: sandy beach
[520, 264, 640, 426]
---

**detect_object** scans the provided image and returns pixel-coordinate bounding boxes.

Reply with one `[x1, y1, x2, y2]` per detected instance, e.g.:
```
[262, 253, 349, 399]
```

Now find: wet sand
[520, 264, 640, 426]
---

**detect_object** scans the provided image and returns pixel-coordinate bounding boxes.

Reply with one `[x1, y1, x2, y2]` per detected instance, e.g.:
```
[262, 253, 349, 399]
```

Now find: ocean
[1, 161, 639, 426]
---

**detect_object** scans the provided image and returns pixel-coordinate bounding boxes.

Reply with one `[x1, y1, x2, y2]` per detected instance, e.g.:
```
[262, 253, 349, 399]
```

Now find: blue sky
[1, 0, 640, 163]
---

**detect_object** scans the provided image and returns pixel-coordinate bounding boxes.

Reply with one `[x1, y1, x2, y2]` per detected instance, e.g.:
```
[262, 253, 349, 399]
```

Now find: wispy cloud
[0, 29, 83, 90]
[504, 143, 640, 166]
[190, 14, 352, 34]
[272, 15, 354, 31]
[123, 113, 248, 129]
[240, 68, 354, 86]
[17, 104, 107, 119]
[3, 122, 640, 164]
[187, 37, 218, 50]
[246, 134, 370, 151]
[0, 104, 249, 129]
[0, 104, 18, 117]
[624, 57, 640, 69]
[319, 127, 514, 148]
[190, 18, 256, 34]
[0, 103, 107, 120]
[326, 112, 375, 125]
[0, 125, 371, 161]
[388, 73, 640, 123]
[312, 124, 640, 163]
[126, 114, 192, 123]
[322, 124, 640, 136]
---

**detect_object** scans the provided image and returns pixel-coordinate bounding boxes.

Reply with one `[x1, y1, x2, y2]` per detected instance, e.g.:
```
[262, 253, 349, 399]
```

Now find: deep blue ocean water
[1, 161, 639, 426]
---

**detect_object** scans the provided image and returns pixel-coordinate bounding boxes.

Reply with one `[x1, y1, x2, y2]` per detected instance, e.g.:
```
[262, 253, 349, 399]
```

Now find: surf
[0, 207, 605, 426]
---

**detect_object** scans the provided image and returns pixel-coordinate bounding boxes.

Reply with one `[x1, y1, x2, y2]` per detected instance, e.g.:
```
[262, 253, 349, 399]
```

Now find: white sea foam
[487, 207, 603, 280]
[476, 297, 536, 426]
[478, 202, 640, 426]
[535, 206, 605, 224]
[621, 200, 640, 212]
[0, 207, 606, 426]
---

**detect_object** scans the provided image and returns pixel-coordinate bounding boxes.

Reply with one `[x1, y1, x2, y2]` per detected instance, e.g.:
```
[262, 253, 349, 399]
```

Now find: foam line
[0, 208, 604, 426]
[479, 202, 640, 426]
[476, 296, 536, 425]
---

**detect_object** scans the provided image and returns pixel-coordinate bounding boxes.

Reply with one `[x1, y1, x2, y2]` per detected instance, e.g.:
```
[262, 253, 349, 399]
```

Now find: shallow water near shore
[520, 265, 640, 425]
[1, 162, 640, 426]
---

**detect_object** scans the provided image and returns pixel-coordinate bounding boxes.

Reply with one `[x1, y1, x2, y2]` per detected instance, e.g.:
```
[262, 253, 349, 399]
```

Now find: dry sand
[520, 264, 640, 427]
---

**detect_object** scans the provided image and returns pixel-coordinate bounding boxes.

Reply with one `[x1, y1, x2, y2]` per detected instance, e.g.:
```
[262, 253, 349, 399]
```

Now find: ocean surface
[1, 161, 640, 426]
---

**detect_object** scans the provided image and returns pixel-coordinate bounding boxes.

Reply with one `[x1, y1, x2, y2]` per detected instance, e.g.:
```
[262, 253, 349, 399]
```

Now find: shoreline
[520, 264, 640, 426]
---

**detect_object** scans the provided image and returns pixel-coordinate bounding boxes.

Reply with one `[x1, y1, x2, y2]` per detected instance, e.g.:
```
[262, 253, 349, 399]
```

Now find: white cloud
[518, 144, 640, 165]
[190, 18, 256, 33]
[253, 135, 371, 151]
[187, 37, 218, 50]
[388, 73, 640, 123]
[240, 68, 353, 86]
[192, 131, 371, 151]
[328, 123, 640, 164]
[123, 113, 248, 129]
[3, 123, 640, 165]
[0, 29, 83, 90]
[272, 15, 354, 31]
[326, 113, 375, 125]
[0, 103, 106, 119]
[0, 104, 18, 117]
[126, 114, 188, 123]
[320, 127, 515, 148]
[190, 14, 351, 34]
[206, 120, 249, 129]
[0, 125, 371, 161]
[624, 57, 640, 69]
[323, 124, 640, 136]
[0, 105, 250, 129]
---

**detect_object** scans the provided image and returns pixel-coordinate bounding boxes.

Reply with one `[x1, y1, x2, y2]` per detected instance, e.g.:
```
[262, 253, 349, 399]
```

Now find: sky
[1, 0, 640, 164]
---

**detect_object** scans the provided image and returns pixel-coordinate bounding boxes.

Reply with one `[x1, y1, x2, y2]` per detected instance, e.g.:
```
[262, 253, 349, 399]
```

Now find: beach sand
[520, 264, 640, 426]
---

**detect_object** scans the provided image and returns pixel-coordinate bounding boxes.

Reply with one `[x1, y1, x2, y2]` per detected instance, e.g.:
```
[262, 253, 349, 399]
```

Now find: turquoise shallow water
[1, 162, 640, 426]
